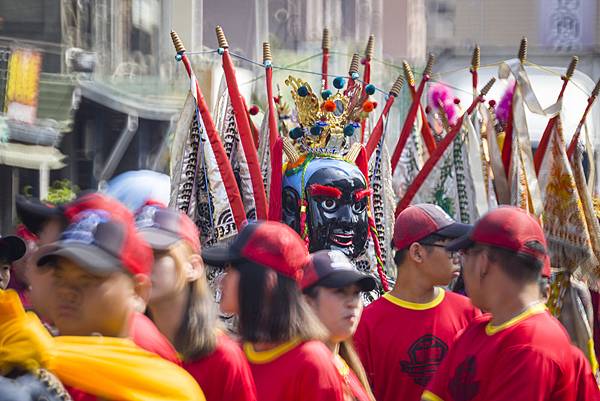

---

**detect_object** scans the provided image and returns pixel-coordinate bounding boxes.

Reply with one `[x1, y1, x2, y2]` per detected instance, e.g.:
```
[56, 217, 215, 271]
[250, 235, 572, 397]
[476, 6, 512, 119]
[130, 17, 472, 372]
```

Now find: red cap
[135, 203, 201, 253]
[393, 204, 471, 250]
[202, 221, 308, 283]
[447, 206, 550, 277]
[38, 193, 153, 277]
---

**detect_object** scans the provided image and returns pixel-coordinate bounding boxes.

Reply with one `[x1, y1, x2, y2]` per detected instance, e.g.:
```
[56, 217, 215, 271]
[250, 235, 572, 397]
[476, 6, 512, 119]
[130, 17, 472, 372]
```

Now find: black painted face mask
[282, 158, 370, 259]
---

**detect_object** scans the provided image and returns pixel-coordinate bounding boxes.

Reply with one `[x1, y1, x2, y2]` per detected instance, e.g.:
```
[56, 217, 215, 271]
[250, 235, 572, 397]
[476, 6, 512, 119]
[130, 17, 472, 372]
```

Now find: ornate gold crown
[284, 74, 374, 151]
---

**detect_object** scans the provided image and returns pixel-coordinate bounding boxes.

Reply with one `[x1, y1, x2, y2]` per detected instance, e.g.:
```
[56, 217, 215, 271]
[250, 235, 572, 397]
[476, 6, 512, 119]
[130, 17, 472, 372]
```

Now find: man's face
[48, 257, 135, 336]
[282, 162, 369, 259]
[419, 239, 461, 286]
[0, 258, 10, 289]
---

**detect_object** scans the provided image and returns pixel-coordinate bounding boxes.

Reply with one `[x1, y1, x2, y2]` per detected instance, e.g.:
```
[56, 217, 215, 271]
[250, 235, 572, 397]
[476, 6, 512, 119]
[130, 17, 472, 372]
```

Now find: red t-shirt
[129, 312, 180, 364]
[334, 354, 372, 401]
[183, 334, 257, 401]
[354, 289, 480, 401]
[423, 304, 600, 401]
[243, 339, 346, 401]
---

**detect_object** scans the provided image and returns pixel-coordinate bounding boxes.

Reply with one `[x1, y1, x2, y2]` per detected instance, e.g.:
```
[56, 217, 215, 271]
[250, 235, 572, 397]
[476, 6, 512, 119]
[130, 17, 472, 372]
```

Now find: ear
[478, 251, 489, 280]
[186, 254, 205, 281]
[408, 242, 424, 263]
[265, 269, 278, 293]
[132, 273, 152, 310]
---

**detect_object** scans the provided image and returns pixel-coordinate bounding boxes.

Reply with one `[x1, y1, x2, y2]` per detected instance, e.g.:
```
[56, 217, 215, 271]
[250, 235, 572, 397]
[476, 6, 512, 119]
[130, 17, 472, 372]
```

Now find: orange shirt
[423, 304, 600, 401]
[354, 289, 480, 401]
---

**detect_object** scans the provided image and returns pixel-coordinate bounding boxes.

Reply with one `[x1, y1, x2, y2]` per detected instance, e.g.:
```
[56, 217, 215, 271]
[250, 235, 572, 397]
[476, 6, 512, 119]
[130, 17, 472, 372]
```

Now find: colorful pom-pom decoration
[488, 99, 497, 107]
[290, 127, 304, 139]
[343, 124, 355, 137]
[365, 84, 376, 95]
[321, 89, 332, 100]
[323, 100, 336, 112]
[217, 48, 225, 55]
[372, 101, 378, 109]
[310, 125, 323, 136]
[453, 98, 461, 105]
[425, 105, 432, 114]
[351, 72, 360, 80]
[175, 53, 183, 61]
[248, 105, 260, 115]
[297, 86, 309, 97]
[333, 77, 346, 90]
[362, 101, 375, 113]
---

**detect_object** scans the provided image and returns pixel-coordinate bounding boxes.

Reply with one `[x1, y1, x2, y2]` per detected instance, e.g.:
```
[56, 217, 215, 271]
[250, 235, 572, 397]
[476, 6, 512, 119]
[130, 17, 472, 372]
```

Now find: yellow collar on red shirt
[485, 303, 547, 336]
[383, 288, 445, 310]
[243, 338, 302, 364]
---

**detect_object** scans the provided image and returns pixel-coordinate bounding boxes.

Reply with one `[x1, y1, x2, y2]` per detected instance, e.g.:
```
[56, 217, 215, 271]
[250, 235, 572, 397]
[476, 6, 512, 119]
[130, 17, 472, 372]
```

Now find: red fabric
[567, 97, 595, 159]
[183, 334, 257, 401]
[221, 50, 268, 220]
[419, 104, 436, 154]
[425, 309, 600, 401]
[240, 221, 308, 282]
[354, 290, 480, 401]
[533, 116, 556, 174]
[245, 340, 346, 401]
[129, 312, 180, 364]
[180, 54, 247, 230]
[265, 67, 280, 152]
[501, 102, 513, 177]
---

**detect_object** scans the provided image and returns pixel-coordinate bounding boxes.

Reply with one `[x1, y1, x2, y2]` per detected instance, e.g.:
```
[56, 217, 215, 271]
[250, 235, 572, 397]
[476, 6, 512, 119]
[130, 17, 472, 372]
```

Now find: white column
[39, 164, 49, 201]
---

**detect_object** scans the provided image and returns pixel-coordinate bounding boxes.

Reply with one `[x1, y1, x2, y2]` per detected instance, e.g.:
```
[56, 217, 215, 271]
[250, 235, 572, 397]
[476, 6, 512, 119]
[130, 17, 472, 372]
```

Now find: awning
[0, 142, 66, 170]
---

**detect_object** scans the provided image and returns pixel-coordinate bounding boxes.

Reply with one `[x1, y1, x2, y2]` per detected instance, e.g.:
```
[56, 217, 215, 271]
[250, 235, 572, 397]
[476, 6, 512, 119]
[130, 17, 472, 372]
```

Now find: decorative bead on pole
[349, 53, 360, 78]
[170, 31, 185, 53]
[389, 74, 404, 97]
[263, 42, 272, 65]
[423, 53, 435, 77]
[322, 28, 330, 51]
[402, 61, 415, 87]
[364, 34, 375, 61]
[518, 37, 527, 64]
[565, 55, 579, 80]
[216, 25, 229, 49]
[471, 45, 480, 71]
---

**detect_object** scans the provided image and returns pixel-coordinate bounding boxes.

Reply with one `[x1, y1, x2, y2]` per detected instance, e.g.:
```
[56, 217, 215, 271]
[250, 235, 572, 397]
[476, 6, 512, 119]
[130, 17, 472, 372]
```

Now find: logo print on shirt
[448, 355, 480, 401]
[400, 334, 449, 386]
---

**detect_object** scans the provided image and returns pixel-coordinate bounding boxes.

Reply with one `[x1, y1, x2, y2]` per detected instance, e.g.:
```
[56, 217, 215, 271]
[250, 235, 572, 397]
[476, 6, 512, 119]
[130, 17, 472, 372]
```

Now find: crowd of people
[0, 190, 598, 401]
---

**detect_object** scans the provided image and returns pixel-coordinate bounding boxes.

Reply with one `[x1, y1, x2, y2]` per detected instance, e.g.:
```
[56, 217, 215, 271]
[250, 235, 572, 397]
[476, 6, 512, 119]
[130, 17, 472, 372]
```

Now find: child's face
[0, 259, 10, 289]
[48, 257, 135, 336]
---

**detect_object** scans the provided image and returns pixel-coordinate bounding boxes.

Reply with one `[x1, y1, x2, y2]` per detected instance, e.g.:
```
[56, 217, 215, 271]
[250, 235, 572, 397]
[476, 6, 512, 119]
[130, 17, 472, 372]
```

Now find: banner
[4, 49, 42, 124]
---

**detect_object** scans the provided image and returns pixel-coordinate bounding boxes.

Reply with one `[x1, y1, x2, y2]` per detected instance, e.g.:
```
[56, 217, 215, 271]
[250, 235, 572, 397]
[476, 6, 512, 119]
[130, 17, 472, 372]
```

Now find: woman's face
[150, 252, 180, 302]
[219, 266, 240, 315]
[308, 284, 363, 343]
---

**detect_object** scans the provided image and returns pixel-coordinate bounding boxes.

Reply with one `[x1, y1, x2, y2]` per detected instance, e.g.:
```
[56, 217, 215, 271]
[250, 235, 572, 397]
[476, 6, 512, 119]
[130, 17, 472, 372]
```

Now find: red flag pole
[533, 56, 578, 174]
[395, 78, 496, 216]
[365, 74, 404, 159]
[390, 54, 435, 173]
[170, 31, 247, 230]
[216, 26, 268, 220]
[321, 28, 330, 89]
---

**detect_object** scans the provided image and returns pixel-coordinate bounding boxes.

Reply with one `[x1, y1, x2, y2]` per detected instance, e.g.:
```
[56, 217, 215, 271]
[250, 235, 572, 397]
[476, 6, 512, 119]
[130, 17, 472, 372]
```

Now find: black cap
[0, 235, 26, 262]
[16, 195, 66, 235]
[301, 249, 376, 293]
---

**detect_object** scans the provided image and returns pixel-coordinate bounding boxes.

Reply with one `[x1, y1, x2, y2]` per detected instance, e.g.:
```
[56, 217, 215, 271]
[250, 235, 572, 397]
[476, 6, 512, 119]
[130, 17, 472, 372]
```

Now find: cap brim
[437, 222, 472, 239]
[316, 270, 377, 292]
[201, 245, 243, 268]
[16, 195, 64, 235]
[445, 234, 475, 252]
[139, 228, 180, 251]
[36, 242, 123, 276]
[0, 235, 27, 262]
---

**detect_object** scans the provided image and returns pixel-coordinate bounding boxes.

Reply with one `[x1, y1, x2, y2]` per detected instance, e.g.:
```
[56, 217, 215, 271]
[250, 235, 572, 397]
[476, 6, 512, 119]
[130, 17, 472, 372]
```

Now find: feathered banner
[216, 26, 268, 220]
[169, 31, 246, 245]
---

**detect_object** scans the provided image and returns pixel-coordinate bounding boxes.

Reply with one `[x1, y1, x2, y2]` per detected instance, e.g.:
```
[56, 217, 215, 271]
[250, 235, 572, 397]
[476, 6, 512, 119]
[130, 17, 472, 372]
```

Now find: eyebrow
[354, 188, 373, 201]
[308, 184, 342, 199]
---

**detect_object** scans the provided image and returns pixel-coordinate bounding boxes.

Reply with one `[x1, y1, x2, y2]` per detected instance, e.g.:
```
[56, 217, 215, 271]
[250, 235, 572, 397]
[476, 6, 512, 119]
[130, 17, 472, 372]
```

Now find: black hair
[481, 241, 545, 283]
[237, 261, 327, 343]
[392, 233, 448, 267]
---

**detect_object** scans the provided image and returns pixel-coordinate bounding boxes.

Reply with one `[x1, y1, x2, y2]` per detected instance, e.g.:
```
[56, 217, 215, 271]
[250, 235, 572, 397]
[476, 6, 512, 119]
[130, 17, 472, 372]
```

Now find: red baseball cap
[135, 203, 201, 253]
[393, 204, 472, 250]
[301, 250, 376, 292]
[37, 208, 153, 277]
[201, 221, 308, 283]
[446, 206, 550, 276]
